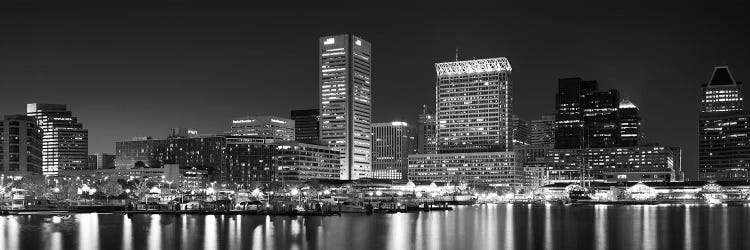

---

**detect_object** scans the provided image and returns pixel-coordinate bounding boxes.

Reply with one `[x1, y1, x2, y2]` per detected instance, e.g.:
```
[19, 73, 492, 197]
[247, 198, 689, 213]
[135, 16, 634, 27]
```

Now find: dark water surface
[2, 204, 750, 250]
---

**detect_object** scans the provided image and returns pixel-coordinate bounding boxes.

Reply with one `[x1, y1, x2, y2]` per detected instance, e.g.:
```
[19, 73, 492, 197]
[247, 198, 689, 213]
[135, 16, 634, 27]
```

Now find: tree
[133, 181, 150, 203]
[100, 180, 123, 203]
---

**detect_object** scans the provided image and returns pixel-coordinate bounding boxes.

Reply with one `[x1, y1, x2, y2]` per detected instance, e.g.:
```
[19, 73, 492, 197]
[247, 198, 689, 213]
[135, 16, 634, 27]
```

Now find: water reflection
[0, 205, 748, 250]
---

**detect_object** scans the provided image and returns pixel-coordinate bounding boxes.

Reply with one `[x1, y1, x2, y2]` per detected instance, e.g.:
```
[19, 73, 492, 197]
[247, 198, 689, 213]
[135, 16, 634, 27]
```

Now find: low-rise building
[407, 151, 520, 187]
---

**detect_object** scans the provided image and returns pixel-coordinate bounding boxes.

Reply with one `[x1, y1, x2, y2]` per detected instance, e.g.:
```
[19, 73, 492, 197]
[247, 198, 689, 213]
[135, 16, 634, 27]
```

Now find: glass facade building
[319, 34, 372, 180]
[26, 103, 88, 175]
[372, 122, 416, 180]
[290, 109, 320, 144]
[530, 114, 556, 146]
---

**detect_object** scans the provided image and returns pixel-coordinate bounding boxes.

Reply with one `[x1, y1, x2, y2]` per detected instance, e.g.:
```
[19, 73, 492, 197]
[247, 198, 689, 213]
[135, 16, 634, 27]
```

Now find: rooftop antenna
[455, 48, 459, 62]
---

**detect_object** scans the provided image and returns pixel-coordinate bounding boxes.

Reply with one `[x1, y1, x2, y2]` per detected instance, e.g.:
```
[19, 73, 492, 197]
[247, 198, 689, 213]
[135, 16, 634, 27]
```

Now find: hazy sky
[1, 1, 748, 179]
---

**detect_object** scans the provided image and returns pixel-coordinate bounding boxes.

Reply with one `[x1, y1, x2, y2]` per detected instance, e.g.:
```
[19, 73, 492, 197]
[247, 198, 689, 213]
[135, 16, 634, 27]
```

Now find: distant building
[530, 114, 555, 146]
[699, 66, 749, 181]
[319, 34, 372, 180]
[228, 116, 295, 141]
[87, 153, 115, 169]
[0, 115, 43, 176]
[545, 145, 680, 183]
[555, 78, 598, 149]
[169, 128, 199, 138]
[408, 151, 519, 187]
[435, 58, 513, 153]
[115, 135, 225, 180]
[618, 100, 643, 147]
[372, 122, 416, 180]
[27, 103, 88, 175]
[290, 109, 320, 143]
[416, 105, 437, 154]
[510, 115, 530, 148]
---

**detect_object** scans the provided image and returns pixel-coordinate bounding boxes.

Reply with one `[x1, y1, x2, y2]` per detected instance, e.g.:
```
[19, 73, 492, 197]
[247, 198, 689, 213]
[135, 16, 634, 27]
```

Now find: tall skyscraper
[555, 78, 597, 149]
[319, 34, 372, 180]
[0, 115, 43, 176]
[372, 121, 416, 180]
[435, 58, 512, 153]
[291, 109, 320, 143]
[416, 105, 437, 154]
[530, 114, 555, 146]
[582, 89, 620, 148]
[27, 103, 89, 175]
[700, 66, 743, 113]
[228, 116, 295, 141]
[699, 66, 749, 181]
[618, 99, 643, 147]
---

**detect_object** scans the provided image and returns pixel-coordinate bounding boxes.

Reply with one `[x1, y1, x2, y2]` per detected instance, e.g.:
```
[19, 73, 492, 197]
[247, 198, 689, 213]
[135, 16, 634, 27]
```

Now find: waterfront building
[416, 105, 437, 154]
[290, 109, 320, 144]
[545, 145, 679, 183]
[407, 151, 519, 187]
[228, 116, 295, 141]
[87, 153, 115, 169]
[435, 58, 513, 153]
[26, 103, 88, 175]
[58, 164, 209, 190]
[510, 115, 530, 148]
[319, 34, 372, 180]
[274, 142, 342, 182]
[530, 114, 555, 146]
[618, 100, 643, 147]
[0, 115, 43, 177]
[699, 66, 750, 181]
[372, 122, 416, 180]
[115, 135, 225, 179]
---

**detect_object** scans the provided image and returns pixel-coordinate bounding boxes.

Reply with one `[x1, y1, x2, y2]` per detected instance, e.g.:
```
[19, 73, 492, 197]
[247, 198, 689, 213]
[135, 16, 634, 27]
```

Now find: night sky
[1, 1, 749, 179]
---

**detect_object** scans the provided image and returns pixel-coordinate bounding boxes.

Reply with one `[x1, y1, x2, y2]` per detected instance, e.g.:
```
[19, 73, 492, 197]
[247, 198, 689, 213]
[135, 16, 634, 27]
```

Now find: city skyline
[2, 2, 749, 180]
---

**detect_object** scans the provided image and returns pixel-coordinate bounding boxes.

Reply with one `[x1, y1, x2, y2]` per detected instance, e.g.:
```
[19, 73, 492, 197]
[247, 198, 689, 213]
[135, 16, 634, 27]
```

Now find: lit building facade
[0, 115, 43, 176]
[228, 116, 295, 141]
[372, 122, 416, 180]
[530, 114, 555, 146]
[115, 135, 225, 180]
[417, 105, 437, 154]
[290, 109, 320, 144]
[435, 58, 513, 153]
[618, 100, 643, 147]
[319, 34, 372, 180]
[27, 103, 88, 175]
[555, 78, 598, 149]
[545, 146, 679, 183]
[58, 164, 209, 190]
[583, 89, 620, 148]
[699, 66, 750, 181]
[407, 151, 519, 187]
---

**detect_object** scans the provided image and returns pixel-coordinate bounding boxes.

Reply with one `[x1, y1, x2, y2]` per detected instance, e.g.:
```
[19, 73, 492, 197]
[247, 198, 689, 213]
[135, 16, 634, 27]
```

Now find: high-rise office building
[372, 121, 416, 180]
[27, 103, 88, 175]
[319, 34, 372, 180]
[699, 66, 749, 181]
[583, 89, 620, 148]
[435, 58, 513, 153]
[618, 99, 643, 147]
[0, 115, 43, 176]
[417, 105, 437, 154]
[555, 78, 624, 149]
[291, 109, 321, 144]
[87, 153, 115, 169]
[228, 116, 295, 141]
[510, 115, 530, 148]
[530, 114, 555, 146]
[700, 66, 743, 113]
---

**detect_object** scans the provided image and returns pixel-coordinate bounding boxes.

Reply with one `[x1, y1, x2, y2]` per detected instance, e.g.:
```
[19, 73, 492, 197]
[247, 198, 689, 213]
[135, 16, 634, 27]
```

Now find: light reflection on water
[1, 205, 749, 250]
